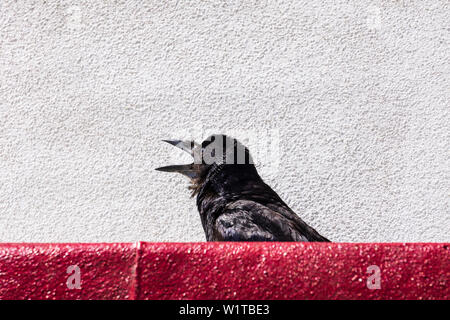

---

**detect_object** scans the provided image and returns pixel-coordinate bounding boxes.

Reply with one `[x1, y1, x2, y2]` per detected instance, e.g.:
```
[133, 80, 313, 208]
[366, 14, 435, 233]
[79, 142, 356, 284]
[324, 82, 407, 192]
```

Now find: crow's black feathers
[157, 134, 329, 242]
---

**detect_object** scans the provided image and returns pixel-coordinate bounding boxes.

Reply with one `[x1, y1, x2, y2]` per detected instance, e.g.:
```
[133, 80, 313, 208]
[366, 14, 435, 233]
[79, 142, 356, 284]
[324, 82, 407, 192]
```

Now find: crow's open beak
[155, 140, 201, 179]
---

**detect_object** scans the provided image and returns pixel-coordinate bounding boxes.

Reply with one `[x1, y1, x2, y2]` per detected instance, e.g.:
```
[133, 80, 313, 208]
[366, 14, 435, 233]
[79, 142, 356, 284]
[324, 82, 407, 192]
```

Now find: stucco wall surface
[0, 1, 448, 242]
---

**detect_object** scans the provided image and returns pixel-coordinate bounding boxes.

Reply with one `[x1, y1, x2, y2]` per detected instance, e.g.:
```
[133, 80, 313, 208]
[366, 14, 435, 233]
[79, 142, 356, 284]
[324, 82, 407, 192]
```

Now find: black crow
[156, 134, 329, 242]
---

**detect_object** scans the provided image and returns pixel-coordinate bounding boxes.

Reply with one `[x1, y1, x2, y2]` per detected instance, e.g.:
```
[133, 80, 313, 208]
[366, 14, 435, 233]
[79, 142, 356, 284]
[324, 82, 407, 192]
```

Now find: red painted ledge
[0, 243, 448, 300]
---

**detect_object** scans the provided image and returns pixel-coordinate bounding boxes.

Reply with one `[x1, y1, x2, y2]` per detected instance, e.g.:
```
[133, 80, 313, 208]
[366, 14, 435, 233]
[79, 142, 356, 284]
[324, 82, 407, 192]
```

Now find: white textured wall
[0, 0, 448, 242]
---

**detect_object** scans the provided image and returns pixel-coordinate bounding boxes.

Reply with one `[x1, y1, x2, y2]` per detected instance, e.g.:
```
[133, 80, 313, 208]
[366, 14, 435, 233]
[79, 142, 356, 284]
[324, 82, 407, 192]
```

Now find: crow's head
[156, 134, 254, 195]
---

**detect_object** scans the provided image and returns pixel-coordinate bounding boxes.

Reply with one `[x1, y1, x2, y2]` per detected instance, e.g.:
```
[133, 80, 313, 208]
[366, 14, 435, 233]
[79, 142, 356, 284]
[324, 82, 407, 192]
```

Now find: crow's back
[211, 199, 329, 242]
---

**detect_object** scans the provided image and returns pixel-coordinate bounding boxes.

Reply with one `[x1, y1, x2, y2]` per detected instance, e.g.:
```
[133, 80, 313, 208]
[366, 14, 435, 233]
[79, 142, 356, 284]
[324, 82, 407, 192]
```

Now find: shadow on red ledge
[0, 243, 448, 300]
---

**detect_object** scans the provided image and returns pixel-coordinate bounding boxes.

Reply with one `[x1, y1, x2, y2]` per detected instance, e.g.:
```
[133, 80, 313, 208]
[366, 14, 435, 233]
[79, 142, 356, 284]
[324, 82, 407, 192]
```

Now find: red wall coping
[0, 243, 448, 300]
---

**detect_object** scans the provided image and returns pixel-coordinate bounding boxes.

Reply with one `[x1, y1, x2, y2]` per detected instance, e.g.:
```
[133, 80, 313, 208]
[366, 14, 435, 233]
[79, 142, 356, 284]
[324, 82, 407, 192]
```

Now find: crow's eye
[201, 138, 214, 149]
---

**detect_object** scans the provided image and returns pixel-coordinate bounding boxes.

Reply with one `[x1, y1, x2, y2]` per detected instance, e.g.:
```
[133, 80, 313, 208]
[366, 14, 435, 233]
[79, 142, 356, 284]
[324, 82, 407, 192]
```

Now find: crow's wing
[212, 199, 326, 241]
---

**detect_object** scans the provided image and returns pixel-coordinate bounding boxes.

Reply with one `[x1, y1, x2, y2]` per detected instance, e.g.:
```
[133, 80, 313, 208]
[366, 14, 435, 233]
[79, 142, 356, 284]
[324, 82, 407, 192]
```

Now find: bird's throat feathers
[188, 163, 225, 198]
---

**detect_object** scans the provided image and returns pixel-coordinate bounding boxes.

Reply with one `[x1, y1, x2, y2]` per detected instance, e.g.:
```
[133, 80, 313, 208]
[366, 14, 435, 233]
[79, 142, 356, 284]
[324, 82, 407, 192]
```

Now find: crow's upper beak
[161, 140, 199, 157]
[155, 140, 201, 179]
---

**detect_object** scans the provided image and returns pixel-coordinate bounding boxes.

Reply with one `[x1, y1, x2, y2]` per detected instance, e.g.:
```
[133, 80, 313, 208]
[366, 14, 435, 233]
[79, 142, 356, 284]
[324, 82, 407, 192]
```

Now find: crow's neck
[199, 164, 261, 199]
[197, 164, 280, 215]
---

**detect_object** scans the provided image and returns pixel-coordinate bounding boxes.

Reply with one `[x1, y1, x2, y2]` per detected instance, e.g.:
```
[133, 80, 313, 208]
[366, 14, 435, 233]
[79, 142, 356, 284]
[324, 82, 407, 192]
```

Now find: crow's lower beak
[155, 163, 199, 179]
[155, 139, 201, 179]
